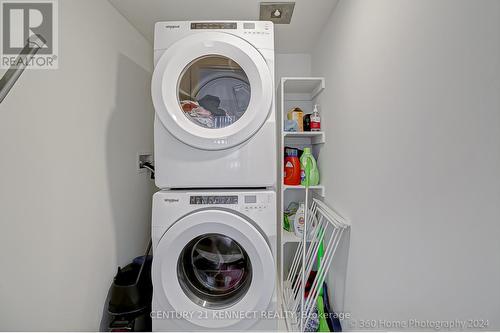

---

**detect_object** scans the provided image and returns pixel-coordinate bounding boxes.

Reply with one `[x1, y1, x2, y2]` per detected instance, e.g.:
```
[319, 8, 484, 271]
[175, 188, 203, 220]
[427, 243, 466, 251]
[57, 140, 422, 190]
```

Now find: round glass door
[179, 55, 251, 129]
[177, 233, 252, 309]
[151, 32, 273, 150]
[152, 209, 275, 329]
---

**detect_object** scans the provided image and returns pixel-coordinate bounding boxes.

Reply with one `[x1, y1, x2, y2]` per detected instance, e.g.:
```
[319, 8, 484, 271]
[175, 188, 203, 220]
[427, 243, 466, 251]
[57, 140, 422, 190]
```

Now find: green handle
[316, 229, 329, 331]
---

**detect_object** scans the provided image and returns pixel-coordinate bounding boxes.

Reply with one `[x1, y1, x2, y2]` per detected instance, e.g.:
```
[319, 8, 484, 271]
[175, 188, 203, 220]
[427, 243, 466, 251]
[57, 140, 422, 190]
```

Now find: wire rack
[282, 196, 350, 332]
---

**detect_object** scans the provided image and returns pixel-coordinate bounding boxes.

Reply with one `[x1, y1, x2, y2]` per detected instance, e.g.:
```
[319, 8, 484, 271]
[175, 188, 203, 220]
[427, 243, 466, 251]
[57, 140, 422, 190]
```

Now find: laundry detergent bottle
[293, 203, 306, 237]
[284, 148, 301, 185]
[300, 148, 319, 186]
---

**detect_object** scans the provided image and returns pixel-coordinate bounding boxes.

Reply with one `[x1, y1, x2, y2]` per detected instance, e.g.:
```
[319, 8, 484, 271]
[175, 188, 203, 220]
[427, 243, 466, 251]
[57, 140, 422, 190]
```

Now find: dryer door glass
[178, 55, 250, 129]
[151, 32, 273, 150]
[177, 233, 252, 309]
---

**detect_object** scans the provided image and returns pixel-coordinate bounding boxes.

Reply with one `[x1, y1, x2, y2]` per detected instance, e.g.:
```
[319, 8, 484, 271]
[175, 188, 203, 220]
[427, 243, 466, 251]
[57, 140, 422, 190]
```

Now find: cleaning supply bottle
[287, 107, 304, 132]
[293, 202, 306, 237]
[300, 148, 320, 186]
[284, 148, 301, 185]
[310, 104, 321, 132]
[283, 202, 299, 232]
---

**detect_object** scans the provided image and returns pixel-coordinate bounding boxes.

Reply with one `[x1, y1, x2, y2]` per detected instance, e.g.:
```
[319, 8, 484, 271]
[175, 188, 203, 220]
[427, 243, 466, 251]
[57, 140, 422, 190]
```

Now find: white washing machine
[151, 190, 277, 331]
[151, 21, 276, 189]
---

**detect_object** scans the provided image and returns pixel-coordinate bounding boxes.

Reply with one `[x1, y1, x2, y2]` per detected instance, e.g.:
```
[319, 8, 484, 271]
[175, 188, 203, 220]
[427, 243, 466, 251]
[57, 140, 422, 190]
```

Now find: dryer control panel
[191, 22, 237, 29]
[154, 21, 274, 51]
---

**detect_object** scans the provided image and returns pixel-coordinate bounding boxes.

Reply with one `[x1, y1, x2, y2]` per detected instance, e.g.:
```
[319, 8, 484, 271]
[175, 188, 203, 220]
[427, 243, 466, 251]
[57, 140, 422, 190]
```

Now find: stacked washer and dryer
[150, 21, 277, 331]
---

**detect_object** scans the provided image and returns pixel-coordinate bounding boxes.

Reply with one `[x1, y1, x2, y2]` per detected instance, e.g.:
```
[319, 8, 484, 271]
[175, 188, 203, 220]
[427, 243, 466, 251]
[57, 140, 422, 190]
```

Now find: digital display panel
[244, 195, 257, 204]
[191, 22, 237, 30]
[190, 195, 238, 205]
[243, 23, 255, 29]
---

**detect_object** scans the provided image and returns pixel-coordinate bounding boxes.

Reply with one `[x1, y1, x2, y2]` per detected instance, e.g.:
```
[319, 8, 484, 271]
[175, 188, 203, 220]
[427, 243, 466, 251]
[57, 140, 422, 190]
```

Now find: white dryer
[151, 190, 277, 331]
[151, 21, 276, 189]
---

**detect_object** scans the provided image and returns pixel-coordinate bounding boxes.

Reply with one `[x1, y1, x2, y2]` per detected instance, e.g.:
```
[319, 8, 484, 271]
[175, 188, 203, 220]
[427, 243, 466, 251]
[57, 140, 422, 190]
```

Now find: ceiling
[108, 0, 338, 53]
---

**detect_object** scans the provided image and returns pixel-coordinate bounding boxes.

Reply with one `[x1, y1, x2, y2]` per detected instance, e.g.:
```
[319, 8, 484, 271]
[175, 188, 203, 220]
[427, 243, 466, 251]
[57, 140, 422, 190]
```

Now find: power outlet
[137, 153, 153, 174]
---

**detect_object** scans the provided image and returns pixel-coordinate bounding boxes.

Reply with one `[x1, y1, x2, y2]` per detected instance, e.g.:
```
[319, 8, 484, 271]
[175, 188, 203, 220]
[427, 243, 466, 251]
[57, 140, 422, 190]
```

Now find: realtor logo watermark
[1, 0, 58, 69]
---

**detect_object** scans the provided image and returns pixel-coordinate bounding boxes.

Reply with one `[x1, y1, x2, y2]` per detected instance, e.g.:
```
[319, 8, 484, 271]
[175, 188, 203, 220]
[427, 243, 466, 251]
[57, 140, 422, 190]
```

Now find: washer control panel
[187, 194, 269, 212]
[242, 194, 268, 212]
[189, 195, 238, 205]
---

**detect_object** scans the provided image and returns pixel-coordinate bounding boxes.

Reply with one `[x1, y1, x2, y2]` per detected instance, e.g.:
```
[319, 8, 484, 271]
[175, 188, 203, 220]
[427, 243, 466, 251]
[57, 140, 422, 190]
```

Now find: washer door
[151, 32, 273, 150]
[153, 209, 275, 330]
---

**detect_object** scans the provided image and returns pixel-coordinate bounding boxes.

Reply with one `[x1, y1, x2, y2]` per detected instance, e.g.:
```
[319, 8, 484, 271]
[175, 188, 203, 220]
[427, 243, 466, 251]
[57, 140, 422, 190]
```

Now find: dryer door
[152, 209, 275, 330]
[151, 32, 273, 150]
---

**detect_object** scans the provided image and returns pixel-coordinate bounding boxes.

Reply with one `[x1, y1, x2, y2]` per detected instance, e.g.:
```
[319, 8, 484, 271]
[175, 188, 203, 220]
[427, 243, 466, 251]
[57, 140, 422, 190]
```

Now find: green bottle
[300, 148, 319, 186]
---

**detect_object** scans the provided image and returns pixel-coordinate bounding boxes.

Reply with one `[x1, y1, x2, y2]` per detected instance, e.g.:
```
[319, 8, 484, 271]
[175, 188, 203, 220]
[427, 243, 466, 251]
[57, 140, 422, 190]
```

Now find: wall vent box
[260, 2, 295, 24]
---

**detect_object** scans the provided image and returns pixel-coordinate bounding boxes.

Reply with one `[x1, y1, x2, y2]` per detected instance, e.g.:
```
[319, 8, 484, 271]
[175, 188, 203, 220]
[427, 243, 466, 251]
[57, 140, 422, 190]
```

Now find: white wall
[275, 53, 311, 86]
[0, 0, 154, 330]
[312, 0, 500, 329]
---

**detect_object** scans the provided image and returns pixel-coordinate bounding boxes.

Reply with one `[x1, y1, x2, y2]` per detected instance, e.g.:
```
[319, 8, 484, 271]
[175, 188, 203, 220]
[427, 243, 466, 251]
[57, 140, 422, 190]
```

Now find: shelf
[279, 76, 327, 304]
[281, 77, 325, 101]
[283, 131, 325, 144]
[282, 230, 301, 243]
[283, 184, 325, 196]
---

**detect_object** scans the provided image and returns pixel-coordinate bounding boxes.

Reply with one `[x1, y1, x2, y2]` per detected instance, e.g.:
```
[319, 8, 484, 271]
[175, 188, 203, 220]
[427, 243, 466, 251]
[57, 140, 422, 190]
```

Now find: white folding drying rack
[282, 193, 350, 332]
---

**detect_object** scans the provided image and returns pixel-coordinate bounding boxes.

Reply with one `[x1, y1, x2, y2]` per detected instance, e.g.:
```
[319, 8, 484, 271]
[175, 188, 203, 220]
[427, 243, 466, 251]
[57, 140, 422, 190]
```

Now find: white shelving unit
[282, 230, 301, 244]
[277, 77, 326, 323]
[283, 184, 326, 197]
[284, 131, 326, 145]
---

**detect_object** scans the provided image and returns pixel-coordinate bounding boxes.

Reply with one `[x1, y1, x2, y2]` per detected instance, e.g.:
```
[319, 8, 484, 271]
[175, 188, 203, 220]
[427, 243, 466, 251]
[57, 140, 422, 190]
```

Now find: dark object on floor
[108, 312, 151, 332]
[103, 241, 152, 332]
